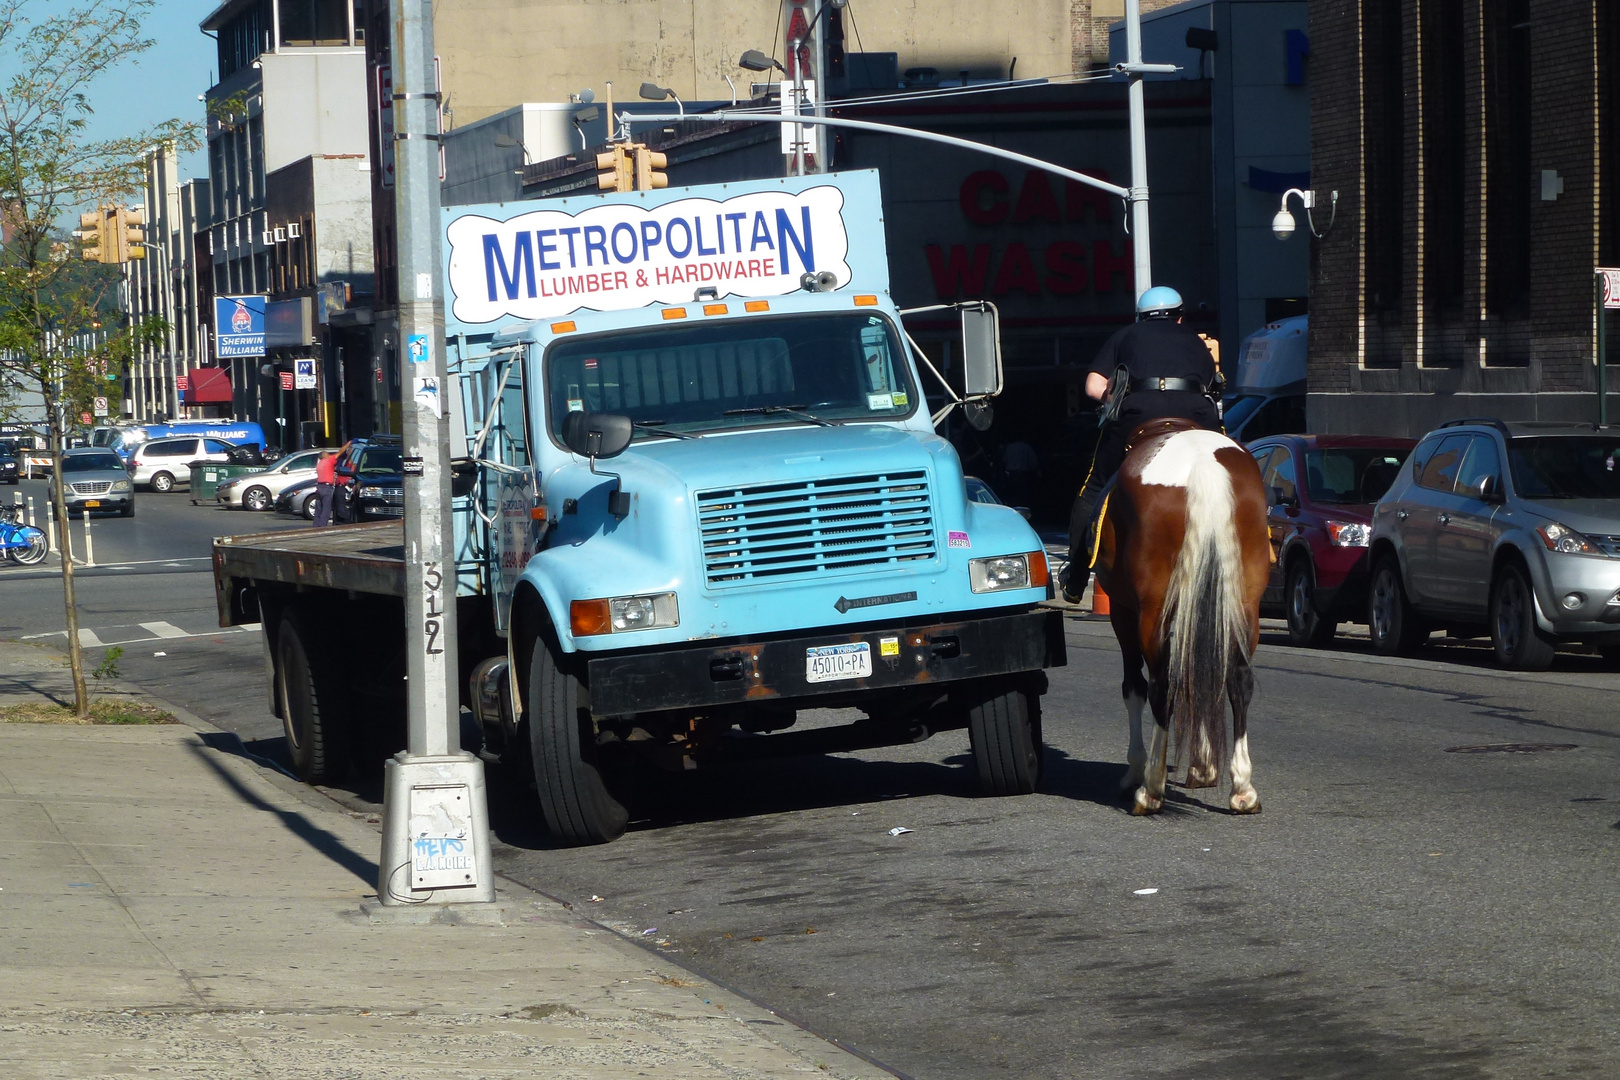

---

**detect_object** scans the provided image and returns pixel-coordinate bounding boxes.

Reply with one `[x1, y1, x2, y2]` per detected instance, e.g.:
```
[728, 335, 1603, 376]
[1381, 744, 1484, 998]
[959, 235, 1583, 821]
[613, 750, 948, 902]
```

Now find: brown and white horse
[1093, 418, 1271, 815]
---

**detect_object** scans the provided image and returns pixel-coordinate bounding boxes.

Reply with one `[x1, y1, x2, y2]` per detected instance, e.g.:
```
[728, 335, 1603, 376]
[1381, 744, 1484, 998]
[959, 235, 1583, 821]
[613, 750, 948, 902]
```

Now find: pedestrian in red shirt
[313, 448, 341, 527]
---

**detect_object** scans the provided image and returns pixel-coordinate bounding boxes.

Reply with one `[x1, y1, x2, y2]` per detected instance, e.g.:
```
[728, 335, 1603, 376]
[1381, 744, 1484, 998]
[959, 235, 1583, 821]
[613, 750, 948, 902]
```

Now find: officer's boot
[1060, 475, 1109, 603]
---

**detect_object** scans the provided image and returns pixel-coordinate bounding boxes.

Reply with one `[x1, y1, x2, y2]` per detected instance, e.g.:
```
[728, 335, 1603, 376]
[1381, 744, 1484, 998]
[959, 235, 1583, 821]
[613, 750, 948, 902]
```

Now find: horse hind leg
[1226, 647, 1261, 814]
[1132, 674, 1171, 816]
[1120, 664, 1150, 792]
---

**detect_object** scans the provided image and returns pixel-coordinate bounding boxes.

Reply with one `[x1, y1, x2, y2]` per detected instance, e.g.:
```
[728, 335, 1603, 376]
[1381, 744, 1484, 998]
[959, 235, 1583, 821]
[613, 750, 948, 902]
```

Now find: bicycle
[0, 504, 48, 565]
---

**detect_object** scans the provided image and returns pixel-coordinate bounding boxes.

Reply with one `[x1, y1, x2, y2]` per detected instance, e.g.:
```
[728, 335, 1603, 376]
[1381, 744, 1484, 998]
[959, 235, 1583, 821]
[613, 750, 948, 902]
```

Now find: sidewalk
[0, 640, 894, 1080]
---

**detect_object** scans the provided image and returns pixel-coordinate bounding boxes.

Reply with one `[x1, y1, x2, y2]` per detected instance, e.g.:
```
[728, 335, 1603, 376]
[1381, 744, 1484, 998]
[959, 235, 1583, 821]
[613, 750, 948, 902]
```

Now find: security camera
[1271, 208, 1296, 240]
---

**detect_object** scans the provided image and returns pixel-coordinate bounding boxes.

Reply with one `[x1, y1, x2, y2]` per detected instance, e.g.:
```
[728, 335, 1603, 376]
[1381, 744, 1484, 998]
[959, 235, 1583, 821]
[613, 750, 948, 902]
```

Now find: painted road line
[23, 625, 249, 648]
[140, 621, 190, 639]
[76, 628, 104, 648]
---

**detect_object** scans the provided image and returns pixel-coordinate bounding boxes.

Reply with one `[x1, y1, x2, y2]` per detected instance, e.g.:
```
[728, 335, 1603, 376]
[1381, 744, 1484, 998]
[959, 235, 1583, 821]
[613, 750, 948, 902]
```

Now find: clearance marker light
[550, 320, 576, 333]
[853, 294, 878, 306]
[662, 307, 687, 320]
[702, 303, 728, 316]
[744, 300, 770, 312]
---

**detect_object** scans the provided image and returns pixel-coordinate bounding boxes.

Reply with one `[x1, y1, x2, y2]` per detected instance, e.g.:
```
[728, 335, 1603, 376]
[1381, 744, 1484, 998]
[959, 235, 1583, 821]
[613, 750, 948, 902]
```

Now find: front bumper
[585, 607, 1066, 718]
[64, 491, 133, 512]
[1536, 552, 1620, 636]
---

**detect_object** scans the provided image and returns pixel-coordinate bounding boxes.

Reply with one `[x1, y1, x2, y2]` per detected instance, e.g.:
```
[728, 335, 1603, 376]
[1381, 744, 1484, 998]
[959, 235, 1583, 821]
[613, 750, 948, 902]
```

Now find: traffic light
[633, 146, 668, 191]
[73, 210, 107, 263]
[595, 146, 632, 192]
[119, 207, 146, 261]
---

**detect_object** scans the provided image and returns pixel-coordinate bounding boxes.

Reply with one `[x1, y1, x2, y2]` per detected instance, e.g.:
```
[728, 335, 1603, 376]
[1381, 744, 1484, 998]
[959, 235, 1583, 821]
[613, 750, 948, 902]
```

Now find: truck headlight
[111, 480, 131, 492]
[969, 552, 1049, 593]
[570, 592, 680, 636]
[1325, 520, 1369, 547]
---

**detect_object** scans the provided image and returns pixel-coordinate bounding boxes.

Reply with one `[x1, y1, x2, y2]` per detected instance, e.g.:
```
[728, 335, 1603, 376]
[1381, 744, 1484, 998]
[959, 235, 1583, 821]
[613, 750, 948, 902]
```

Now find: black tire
[527, 635, 629, 844]
[120, 501, 134, 518]
[276, 615, 350, 783]
[242, 485, 271, 512]
[150, 471, 174, 494]
[299, 492, 318, 520]
[1598, 646, 1620, 671]
[1285, 558, 1337, 648]
[1490, 564, 1557, 671]
[966, 680, 1043, 796]
[1368, 556, 1426, 656]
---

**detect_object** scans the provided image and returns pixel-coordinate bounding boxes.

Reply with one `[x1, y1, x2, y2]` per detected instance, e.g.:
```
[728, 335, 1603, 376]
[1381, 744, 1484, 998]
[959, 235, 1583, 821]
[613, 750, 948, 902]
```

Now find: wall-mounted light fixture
[1272, 187, 1338, 240]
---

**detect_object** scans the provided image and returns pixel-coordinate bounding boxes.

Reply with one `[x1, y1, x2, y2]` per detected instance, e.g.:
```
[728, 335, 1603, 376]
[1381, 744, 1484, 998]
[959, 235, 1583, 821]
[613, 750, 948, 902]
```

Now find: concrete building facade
[1307, 0, 1620, 436]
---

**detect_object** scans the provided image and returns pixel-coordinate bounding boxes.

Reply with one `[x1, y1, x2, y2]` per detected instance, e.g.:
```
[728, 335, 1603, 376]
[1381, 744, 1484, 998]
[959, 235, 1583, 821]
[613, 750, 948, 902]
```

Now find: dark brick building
[1308, 0, 1620, 435]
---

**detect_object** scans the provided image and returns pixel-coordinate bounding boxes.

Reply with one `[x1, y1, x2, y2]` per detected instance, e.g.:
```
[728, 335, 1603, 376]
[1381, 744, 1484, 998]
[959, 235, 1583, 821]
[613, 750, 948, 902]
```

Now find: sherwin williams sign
[443, 171, 885, 336]
[214, 295, 266, 358]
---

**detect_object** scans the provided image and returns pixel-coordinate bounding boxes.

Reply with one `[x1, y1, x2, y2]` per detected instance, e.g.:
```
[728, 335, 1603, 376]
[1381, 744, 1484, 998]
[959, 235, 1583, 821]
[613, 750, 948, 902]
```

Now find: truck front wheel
[966, 680, 1043, 796]
[277, 615, 350, 784]
[528, 638, 629, 844]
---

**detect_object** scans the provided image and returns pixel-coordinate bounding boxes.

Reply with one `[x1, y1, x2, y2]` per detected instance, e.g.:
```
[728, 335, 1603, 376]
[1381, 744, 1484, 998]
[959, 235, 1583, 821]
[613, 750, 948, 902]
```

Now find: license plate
[84, 500, 100, 508]
[805, 642, 872, 683]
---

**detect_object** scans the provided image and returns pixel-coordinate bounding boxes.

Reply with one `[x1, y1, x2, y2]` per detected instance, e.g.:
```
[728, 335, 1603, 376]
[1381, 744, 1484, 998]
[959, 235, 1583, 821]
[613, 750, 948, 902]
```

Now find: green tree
[0, 0, 197, 717]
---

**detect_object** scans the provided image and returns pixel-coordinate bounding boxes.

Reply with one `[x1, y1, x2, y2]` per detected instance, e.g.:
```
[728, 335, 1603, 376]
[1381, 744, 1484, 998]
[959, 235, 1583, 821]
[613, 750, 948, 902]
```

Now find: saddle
[1123, 416, 1202, 452]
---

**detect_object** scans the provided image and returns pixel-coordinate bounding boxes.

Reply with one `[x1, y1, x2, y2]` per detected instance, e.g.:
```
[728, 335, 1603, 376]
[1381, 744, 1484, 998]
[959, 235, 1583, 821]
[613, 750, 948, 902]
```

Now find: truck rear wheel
[528, 638, 628, 844]
[277, 615, 350, 783]
[966, 681, 1043, 796]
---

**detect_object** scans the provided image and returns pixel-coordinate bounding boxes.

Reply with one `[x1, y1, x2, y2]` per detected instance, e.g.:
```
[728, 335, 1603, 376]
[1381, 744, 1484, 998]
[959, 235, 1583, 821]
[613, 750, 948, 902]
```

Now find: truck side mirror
[561, 411, 633, 461]
[960, 301, 1003, 399]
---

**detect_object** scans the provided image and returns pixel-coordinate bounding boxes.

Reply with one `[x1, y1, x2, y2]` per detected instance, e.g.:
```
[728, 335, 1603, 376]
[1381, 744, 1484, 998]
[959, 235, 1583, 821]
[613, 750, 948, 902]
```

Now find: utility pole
[811, 0, 828, 174]
[1116, 0, 1177, 300]
[377, 0, 493, 907]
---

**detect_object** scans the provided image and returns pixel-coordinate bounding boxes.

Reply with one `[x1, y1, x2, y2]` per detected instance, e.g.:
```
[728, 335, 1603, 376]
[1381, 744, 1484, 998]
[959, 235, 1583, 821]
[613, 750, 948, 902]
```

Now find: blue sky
[82, 1, 219, 180]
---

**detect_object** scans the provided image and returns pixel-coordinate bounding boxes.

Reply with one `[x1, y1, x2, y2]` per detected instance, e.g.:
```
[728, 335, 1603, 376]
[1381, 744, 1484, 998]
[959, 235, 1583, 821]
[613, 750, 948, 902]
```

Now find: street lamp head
[1271, 207, 1297, 240]
[738, 49, 783, 73]
[639, 82, 673, 101]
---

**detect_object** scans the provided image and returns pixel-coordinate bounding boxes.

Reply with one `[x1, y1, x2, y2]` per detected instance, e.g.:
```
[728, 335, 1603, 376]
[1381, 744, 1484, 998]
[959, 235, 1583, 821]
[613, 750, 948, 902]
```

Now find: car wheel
[1368, 556, 1426, 656]
[966, 679, 1044, 796]
[1285, 559, 1337, 648]
[528, 633, 630, 845]
[1598, 646, 1620, 670]
[300, 492, 318, 520]
[242, 485, 271, 512]
[1490, 564, 1557, 671]
[149, 471, 174, 493]
[120, 502, 134, 518]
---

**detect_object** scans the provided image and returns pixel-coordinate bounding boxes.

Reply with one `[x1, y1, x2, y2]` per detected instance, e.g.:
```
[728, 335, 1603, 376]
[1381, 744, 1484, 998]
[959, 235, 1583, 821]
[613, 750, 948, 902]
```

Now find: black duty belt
[1128, 376, 1205, 393]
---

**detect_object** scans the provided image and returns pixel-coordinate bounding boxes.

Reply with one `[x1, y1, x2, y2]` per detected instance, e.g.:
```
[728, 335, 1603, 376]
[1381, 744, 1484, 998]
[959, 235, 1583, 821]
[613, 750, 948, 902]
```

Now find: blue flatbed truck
[212, 170, 1066, 844]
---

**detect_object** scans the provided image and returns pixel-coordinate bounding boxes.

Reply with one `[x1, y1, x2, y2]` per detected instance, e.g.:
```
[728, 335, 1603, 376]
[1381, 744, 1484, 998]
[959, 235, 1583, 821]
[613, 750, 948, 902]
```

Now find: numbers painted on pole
[423, 561, 445, 655]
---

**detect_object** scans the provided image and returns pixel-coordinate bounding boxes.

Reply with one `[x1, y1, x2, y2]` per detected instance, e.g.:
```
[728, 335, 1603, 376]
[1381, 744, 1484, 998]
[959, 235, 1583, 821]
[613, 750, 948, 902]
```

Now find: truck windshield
[545, 312, 918, 439]
[1507, 437, 1620, 499]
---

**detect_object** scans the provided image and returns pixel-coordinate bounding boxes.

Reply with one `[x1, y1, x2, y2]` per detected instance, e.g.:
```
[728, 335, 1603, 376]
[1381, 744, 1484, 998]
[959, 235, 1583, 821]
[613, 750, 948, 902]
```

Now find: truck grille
[71, 481, 112, 495]
[697, 470, 936, 586]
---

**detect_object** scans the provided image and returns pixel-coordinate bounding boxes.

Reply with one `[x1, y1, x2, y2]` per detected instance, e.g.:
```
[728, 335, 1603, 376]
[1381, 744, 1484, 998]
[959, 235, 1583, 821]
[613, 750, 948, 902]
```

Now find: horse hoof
[1229, 788, 1261, 814]
[1131, 788, 1163, 815]
[1186, 764, 1218, 789]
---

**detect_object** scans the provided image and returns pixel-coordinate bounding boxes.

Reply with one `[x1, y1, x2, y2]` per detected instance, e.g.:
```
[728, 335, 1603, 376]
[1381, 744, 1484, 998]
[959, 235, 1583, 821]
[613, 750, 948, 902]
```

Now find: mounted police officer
[1061, 286, 1223, 601]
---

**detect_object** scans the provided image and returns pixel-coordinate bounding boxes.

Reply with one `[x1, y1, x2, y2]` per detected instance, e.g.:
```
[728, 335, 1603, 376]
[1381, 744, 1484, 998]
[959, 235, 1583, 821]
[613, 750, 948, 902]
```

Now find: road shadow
[1257, 627, 1618, 676]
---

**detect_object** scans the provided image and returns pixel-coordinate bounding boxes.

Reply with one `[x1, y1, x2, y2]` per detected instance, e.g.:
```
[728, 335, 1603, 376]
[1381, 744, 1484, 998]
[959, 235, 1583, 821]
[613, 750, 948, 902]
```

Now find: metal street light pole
[1120, 0, 1159, 300]
[811, 0, 828, 174]
[376, 0, 493, 908]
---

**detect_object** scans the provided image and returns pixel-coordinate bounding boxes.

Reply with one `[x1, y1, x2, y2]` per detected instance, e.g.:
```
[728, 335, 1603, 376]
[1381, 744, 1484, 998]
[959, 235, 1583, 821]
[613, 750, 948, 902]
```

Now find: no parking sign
[1600, 268, 1620, 309]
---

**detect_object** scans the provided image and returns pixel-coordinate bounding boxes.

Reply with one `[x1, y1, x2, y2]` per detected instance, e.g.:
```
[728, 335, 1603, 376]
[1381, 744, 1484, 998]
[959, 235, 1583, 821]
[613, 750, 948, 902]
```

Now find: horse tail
[1161, 448, 1248, 776]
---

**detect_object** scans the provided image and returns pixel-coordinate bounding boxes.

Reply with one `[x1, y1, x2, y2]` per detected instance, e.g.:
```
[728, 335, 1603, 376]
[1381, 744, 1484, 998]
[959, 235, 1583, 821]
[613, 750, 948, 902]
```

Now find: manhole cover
[1444, 743, 1579, 754]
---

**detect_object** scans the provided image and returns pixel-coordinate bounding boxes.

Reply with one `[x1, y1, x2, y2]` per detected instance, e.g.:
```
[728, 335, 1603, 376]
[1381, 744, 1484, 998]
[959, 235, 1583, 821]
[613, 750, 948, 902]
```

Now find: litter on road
[888, 827, 914, 836]
[1133, 888, 1159, 896]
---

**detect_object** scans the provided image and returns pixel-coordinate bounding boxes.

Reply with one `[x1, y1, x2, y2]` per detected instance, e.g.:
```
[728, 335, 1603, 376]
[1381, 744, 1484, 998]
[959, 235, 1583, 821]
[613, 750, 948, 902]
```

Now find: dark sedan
[0, 448, 17, 485]
[275, 477, 320, 520]
[335, 436, 404, 523]
[1247, 434, 1416, 646]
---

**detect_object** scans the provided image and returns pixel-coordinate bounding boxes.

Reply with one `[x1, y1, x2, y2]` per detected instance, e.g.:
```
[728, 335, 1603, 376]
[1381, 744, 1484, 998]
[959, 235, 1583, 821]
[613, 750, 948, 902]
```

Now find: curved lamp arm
[1272, 187, 1338, 240]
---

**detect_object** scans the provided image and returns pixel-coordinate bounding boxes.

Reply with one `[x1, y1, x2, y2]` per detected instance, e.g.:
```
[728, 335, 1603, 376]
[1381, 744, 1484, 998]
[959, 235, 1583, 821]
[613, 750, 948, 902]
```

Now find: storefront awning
[184, 367, 233, 404]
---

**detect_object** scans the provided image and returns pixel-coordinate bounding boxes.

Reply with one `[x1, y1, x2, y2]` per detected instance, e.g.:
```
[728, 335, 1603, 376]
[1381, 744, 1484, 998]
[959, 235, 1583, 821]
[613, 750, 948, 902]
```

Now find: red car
[1246, 434, 1417, 646]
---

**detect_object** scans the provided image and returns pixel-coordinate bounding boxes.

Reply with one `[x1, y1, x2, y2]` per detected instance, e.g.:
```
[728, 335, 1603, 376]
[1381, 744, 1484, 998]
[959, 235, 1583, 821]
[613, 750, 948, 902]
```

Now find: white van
[1223, 315, 1307, 443]
[128, 436, 237, 492]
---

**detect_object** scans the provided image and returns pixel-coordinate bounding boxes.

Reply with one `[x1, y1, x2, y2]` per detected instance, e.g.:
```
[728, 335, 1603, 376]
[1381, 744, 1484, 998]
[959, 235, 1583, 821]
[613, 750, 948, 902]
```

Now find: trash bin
[189, 463, 260, 505]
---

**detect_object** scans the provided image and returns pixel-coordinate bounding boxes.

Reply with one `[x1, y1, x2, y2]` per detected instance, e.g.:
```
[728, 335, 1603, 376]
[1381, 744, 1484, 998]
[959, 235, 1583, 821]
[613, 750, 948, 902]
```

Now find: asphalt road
[5, 485, 1618, 1078]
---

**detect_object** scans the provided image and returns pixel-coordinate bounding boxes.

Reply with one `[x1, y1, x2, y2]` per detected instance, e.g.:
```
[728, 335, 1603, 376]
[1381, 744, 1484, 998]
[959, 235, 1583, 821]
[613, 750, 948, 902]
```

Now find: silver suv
[1368, 420, 1620, 669]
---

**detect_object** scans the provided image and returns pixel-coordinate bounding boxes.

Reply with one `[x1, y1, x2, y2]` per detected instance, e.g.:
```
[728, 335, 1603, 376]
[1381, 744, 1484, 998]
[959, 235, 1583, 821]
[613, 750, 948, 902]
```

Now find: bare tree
[0, 0, 196, 717]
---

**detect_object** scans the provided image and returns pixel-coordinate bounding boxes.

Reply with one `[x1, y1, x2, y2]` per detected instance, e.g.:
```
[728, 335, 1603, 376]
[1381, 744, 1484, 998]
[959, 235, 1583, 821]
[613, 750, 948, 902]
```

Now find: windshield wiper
[721, 405, 841, 427]
[631, 420, 700, 440]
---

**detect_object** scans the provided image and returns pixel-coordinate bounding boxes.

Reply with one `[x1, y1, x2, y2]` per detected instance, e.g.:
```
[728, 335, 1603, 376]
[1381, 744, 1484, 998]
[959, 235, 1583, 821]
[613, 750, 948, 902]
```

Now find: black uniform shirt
[1086, 318, 1216, 386]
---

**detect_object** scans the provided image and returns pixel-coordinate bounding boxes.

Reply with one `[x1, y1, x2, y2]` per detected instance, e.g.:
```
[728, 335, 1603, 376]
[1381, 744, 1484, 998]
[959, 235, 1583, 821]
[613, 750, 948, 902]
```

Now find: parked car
[58, 448, 135, 517]
[275, 477, 321, 520]
[1368, 419, 1620, 669]
[128, 436, 238, 492]
[215, 449, 324, 511]
[0, 448, 17, 484]
[965, 475, 1032, 521]
[1248, 434, 1415, 645]
[334, 436, 404, 522]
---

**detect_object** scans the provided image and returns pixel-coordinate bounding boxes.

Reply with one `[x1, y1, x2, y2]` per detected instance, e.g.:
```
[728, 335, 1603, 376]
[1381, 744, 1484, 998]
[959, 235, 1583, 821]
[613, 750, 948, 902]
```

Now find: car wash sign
[442, 171, 885, 337]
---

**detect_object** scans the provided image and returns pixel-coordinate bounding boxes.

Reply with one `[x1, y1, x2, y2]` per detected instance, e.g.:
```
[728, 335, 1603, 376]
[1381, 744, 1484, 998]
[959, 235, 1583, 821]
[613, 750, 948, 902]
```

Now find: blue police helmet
[1135, 286, 1184, 319]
